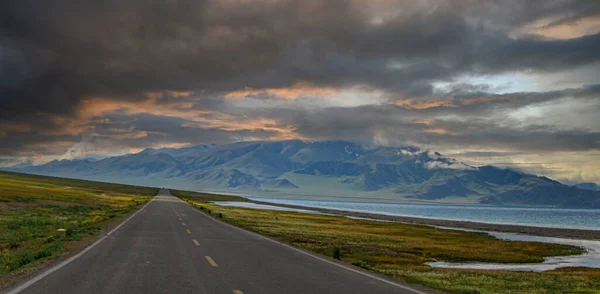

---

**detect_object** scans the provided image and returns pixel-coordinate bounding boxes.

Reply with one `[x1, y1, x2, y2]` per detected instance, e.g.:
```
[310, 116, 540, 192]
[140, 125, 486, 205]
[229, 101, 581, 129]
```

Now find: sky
[0, 0, 599, 184]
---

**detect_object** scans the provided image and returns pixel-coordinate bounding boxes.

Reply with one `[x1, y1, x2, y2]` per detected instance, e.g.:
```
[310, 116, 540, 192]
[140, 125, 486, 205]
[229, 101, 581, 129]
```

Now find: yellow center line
[181, 222, 186, 226]
[186, 229, 191, 234]
[193, 239, 200, 246]
[233, 290, 243, 294]
[205, 256, 218, 267]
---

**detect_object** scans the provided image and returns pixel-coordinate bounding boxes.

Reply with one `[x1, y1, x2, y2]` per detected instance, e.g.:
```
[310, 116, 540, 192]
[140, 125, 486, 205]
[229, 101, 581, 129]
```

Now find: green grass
[180, 195, 600, 293]
[170, 189, 247, 202]
[0, 171, 157, 285]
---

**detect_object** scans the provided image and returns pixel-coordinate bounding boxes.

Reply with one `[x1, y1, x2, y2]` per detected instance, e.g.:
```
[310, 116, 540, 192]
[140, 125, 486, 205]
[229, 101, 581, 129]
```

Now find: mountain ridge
[6, 140, 600, 208]
[573, 182, 600, 191]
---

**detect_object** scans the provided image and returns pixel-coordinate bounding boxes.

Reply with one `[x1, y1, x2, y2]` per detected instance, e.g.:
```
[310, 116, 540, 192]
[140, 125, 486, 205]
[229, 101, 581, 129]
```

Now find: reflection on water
[428, 227, 600, 271]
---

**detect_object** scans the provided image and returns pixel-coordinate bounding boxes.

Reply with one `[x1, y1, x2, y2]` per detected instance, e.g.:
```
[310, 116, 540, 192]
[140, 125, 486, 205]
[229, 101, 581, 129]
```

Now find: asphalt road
[7, 189, 430, 294]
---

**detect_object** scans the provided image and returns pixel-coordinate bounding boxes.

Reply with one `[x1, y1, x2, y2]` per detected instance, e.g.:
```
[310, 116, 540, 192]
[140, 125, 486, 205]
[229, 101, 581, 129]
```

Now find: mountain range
[6, 140, 600, 208]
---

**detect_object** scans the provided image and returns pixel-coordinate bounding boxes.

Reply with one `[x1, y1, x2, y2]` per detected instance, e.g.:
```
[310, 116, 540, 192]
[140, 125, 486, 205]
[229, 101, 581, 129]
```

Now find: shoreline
[248, 199, 600, 240]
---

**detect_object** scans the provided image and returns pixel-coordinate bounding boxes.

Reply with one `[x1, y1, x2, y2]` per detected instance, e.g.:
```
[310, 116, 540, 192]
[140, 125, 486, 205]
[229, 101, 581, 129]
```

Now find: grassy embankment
[0, 171, 157, 287]
[173, 190, 600, 294]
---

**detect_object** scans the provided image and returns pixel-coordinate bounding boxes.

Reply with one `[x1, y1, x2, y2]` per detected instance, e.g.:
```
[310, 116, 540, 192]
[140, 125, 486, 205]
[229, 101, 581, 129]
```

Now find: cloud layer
[1, 0, 599, 183]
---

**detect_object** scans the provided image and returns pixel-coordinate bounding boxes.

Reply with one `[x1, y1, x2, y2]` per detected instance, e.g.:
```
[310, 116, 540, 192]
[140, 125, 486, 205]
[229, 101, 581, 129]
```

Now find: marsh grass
[180, 194, 599, 293]
[0, 171, 156, 283]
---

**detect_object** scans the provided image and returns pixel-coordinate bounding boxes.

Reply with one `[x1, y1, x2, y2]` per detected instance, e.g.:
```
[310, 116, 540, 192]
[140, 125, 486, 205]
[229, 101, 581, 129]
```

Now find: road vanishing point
[6, 189, 430, 294]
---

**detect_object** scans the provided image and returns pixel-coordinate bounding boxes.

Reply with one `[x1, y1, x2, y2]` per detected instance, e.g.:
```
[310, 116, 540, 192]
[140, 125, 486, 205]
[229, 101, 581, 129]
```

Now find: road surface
[7, 189, 430, 294]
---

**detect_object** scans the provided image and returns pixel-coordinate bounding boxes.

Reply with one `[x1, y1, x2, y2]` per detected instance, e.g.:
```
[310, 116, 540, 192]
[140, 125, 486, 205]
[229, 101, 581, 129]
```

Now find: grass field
[0, 171, 158, 287]
[170, 189, 247, 202]
[177, 190, 600, 294]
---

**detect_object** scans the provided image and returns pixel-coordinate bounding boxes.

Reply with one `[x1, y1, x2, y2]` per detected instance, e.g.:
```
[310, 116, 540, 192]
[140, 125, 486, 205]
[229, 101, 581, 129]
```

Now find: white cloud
[424, 160, 475, 170]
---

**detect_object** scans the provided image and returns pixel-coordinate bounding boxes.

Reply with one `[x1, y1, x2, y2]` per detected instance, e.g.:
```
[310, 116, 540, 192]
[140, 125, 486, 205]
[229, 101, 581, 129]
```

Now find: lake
[247, 197, 600, 230]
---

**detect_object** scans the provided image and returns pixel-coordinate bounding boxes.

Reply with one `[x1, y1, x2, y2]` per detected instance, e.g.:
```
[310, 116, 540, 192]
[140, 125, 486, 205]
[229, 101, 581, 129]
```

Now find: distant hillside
[7, 140, 600, 208]
[573, 183, 600, 191]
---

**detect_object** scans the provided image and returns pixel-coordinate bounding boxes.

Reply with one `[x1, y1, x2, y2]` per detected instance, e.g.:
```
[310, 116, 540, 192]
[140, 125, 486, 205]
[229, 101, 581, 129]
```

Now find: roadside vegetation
[178, 190, 599, 293]
[170, 189, 247, 202]
[0, 171, 157, 287]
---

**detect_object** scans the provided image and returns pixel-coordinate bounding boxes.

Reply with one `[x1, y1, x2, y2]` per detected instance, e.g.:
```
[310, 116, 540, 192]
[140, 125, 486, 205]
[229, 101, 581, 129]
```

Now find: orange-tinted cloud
[396, 98, 456, 109]
[410, 119, 456, 136]
[75, 95, 301, 140]
[517, 16, 600, 39]
[127, 142, 193, 154]
[395, 96, 517, 110]
[225, 82, 338, 100]
[182, 116, 301, 140]
[95, 130, 151, 140]
[410, 119, 433, 126]
[424, 128, 456, 136]
[146, 91, 194, 100]
[0, 122, 33, 133]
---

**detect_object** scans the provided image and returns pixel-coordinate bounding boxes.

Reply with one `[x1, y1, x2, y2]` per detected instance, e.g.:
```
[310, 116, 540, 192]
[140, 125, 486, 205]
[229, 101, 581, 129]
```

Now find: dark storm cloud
[0, 131, 78, 156]
[426, 83, 600, 115]
[470, 33, 600, 73]
[255, 104, 600, 153]
[1, 0, 599, 156]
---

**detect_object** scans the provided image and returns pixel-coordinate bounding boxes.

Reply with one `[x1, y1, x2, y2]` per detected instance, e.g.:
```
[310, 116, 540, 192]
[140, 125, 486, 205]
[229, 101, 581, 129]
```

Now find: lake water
[247, 197, 600, 230]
